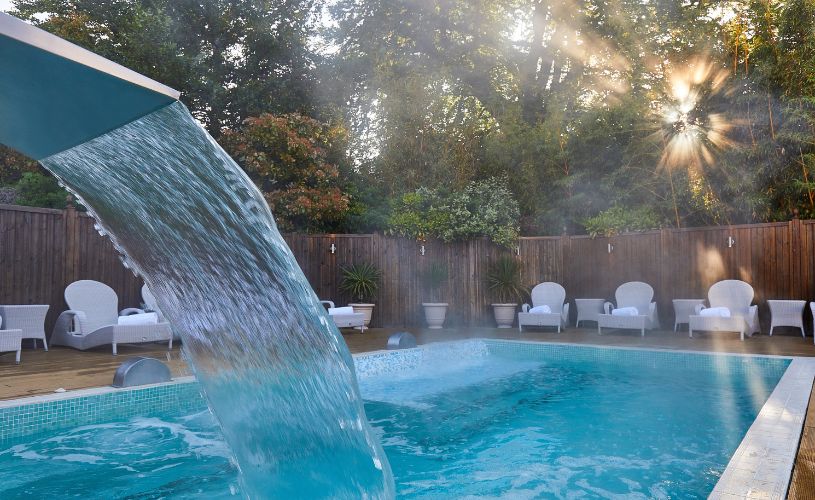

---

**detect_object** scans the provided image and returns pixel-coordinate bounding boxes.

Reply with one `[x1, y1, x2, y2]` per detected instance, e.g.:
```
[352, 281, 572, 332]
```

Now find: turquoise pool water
[0, 341, 791, 498]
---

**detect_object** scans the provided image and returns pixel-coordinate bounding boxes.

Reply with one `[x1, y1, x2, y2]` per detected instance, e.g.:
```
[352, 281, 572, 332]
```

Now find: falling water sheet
[41, 101, 395, 499]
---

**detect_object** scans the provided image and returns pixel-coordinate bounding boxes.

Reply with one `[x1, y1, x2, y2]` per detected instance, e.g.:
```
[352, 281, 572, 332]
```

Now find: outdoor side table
[0, 305, 50, 350]
[672, 299, 705, 332]
[767, 300, 806, 338]
[575, 299, 605, 327]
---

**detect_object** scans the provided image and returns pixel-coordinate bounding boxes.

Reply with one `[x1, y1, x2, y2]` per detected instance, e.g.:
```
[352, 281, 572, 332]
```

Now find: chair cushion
[328, 306, 354, 316]
[118, 312, 159, 325]
[611, 307, 639, 316]
[700, 307, 731, 318]
[528, 305, 552, 314]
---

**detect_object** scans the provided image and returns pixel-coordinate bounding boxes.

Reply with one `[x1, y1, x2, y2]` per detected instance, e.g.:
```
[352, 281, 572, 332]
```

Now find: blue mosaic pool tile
[0, 381, 205, 443]
[354, 340, 488, 379]
[483, 339, 791, 379]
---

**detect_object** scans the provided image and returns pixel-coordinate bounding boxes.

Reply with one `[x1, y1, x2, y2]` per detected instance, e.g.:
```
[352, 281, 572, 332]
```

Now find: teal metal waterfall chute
[0, 12, 180, 160]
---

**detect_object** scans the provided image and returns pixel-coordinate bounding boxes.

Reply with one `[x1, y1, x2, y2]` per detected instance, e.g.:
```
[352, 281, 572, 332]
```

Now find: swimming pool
[0, 340, 799, 498]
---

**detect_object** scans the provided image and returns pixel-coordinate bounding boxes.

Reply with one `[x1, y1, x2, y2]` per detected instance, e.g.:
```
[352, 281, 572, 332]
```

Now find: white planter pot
[492, 303, 517, 328]
[349, 303, 375, 328]
[422, 303, 449, 329]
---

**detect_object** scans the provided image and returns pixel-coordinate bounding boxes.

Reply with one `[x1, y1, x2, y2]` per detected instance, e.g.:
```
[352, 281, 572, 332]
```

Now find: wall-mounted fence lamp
[727, 236, 736, 248]
[608, 243, 614, 254]
[330, 243, 336, 254]
[420, 245, 426, 256]
[515, 246, 521, 256]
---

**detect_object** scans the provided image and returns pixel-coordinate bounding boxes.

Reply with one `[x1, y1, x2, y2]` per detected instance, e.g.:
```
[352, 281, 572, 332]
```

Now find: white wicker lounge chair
[120, 285, 165, 320]
[120, 285, 182, 342]
[320, 301, 366, 333]
[0, 305, 49, 350]
[518, 282, 570, 333]
[52, 280, 173, 355]
[688, 280, 760, 341]
[0, 315, 22, 364]
[597, 282, 659, 336]
[767, 300, 806, 338]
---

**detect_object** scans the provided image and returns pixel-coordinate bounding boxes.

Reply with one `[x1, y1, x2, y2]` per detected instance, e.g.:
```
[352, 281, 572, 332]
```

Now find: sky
[0, 1, 10, 13]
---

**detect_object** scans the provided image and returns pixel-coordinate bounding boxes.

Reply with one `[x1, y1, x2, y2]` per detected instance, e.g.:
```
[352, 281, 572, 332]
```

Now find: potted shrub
[421, 261, 449, 329]
[340, 262, 381, 328]
[485, 256, 525, 328]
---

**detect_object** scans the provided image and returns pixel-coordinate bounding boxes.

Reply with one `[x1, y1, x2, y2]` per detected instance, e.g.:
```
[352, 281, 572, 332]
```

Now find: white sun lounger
[52, 280, 173, 355]
[119, 285, 182, 342]
[0, 315, 22, 364]
[688, 280, 759, 341]
[320, 301, 366, 332]
[120, 284, 165, 321]
[518, 282, 570, 332]
[597, 281, 659, 336]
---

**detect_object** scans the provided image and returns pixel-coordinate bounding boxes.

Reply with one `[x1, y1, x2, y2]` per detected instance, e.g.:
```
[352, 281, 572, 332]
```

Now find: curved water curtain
[0, 13, 394, 498]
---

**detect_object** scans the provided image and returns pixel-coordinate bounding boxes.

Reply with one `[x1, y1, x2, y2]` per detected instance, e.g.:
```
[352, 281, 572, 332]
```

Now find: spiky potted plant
[485, 256, 525, 328]
[421, 261, 449, 329]
[340, 262, 381, 328]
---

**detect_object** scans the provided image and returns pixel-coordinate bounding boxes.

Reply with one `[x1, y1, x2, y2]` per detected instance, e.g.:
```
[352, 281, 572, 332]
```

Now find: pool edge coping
[709, 356, 815, 499]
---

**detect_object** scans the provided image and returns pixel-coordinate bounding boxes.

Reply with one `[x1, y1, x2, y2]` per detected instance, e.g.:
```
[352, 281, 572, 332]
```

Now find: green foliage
[8, 0, 815, 234]
[583, 206, 664, 237]
[0, 145, 39, 186]
[339, 262, 382, 302]
[420, 262, 448, 302]
[325, 0, 815, 233]
[0, 187, 17, 205]
[485, 257, 525, 304]
[387, 188, 445, 242]
[222, 113, 352, 233]
[14, 172, 69, 209]
[388, 178, 520, 247]
[343, 173, 392, 233]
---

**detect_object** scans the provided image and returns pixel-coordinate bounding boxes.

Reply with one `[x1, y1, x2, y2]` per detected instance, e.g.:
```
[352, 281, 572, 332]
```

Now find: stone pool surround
[0, 339, 810, 499]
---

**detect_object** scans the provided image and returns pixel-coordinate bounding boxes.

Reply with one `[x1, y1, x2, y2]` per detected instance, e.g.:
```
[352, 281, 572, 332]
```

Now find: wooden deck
[1, 326, 813, 497]
[0, 342, 190, 401]
[2, 326, 813, 401]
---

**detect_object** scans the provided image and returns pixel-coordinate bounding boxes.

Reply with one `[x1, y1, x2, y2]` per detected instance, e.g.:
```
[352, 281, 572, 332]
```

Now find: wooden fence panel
[564, 236, 612, 303]
[73, 214, 143, 312]
[0, 206, 66, 333]
[519, 237, 563, 287]
[4, 204, 815, 332]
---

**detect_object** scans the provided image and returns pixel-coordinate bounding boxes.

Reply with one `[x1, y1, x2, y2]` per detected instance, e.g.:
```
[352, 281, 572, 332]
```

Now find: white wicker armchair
[0, 304, 49, 350]
[0, 315, 22, 364]
[672, 299, 705, 332]
[597, 282, 659, 336]
[518, 282, 570, 333]
[767, 300, 806, 338]
[688, 280, 760, 341]
[52, 280, 173, 355]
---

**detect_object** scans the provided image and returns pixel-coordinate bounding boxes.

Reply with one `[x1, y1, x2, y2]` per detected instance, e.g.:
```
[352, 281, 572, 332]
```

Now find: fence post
[659, 228, 670, 324]
[559, 233, 568, 286]
[790, 217, 803, 299]
[63, 199, 81, 286]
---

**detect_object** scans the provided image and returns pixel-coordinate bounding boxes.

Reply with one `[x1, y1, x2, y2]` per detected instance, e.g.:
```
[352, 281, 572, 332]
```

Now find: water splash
[41, 101, 395, 498]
